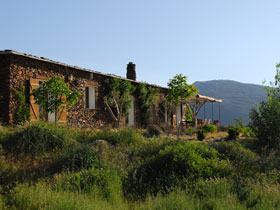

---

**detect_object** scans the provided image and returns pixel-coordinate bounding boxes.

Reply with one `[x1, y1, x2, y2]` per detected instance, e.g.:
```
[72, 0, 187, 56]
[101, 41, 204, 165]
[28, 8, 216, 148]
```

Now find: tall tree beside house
[104, 78, 136, 128]
[167, 74, 198, 138]
[32, 76, 81, 125]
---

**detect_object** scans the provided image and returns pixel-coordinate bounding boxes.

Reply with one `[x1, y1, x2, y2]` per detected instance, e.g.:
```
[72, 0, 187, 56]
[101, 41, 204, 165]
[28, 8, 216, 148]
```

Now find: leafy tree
[167, 74, 198, 138]
[104, 78, 135, 128]
[250, 64, 280, 150]
[136, 84, 159, 127]
[32, 76, 81, 125]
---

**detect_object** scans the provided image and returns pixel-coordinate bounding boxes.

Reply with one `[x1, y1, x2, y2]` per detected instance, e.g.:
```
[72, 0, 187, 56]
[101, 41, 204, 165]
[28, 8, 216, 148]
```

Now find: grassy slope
[1, 123, 280, 209]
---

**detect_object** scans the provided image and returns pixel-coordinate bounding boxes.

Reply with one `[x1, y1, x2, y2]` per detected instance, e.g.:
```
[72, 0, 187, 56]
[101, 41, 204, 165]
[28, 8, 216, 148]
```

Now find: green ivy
[136, 84, 159, 127]
[14, 86, 30, 125]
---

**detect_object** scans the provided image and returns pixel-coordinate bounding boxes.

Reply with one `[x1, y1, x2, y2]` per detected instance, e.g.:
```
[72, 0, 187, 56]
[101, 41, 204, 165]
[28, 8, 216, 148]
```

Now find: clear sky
[1, 0, 280, 87]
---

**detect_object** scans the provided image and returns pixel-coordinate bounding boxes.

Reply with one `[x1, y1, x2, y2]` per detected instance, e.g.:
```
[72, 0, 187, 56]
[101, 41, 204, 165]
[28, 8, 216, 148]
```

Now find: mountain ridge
[193, 80, 267, 125]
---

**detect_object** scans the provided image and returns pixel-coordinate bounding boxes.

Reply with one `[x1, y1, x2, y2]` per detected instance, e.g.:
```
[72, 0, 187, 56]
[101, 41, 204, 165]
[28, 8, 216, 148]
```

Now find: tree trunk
[194, 115, 198, 129]
[177, 103, 183, 139]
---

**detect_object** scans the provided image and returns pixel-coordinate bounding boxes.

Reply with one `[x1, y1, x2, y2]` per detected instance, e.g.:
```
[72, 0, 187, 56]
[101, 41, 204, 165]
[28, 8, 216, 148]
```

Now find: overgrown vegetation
[0, 122, 279, 209]
[14, 86, 30, 125]
[136, 84, 160, 127]
[250, 64, 280, 150]
[203, 124, 218, 133]
[167, 74, 198, 138]
[104, 78, 136, 128]
[32, 76, 81, 125]
[196, 129, 206, 140]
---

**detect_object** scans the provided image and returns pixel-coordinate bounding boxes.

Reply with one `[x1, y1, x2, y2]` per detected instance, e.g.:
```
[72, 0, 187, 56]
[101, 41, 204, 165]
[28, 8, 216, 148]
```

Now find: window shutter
[29, 78, 39, 122]
[85, 87, 89, 108]
[57, 105, 67, 124]
[89, 87, 95, 109]
[57, 95, 67, 124]
[173, 114, 177, 127]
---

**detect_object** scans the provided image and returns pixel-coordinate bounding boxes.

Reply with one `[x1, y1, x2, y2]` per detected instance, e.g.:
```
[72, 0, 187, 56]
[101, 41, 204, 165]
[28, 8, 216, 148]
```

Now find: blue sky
[1, 0, 280, 87]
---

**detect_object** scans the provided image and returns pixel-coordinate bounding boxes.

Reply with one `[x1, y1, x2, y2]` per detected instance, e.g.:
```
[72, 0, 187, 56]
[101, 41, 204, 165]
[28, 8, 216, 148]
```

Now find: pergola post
[219, 103, 221, 124]
[212, 102, 214, 124]
[204, 104, 206, 120]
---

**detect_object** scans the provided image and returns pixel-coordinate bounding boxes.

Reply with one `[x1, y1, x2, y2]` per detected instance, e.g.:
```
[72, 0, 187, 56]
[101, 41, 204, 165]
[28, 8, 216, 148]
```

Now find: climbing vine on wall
[103, 78, 135, 128]
[14, 86, 30, 125]
[136, 84, 160, 127]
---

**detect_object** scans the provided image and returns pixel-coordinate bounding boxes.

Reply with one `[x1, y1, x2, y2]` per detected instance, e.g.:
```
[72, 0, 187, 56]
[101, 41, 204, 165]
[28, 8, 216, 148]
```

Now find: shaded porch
[174, 94, 223, 128]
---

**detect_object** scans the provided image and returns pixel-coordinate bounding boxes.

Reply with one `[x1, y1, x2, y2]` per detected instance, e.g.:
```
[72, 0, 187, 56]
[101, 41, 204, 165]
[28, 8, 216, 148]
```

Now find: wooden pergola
[182, 94, 223, 128]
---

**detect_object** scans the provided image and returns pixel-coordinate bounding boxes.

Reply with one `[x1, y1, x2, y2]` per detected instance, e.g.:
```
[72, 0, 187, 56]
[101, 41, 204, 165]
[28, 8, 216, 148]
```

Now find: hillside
[193, 80, 267, 125]
[1, 123, 280, 209]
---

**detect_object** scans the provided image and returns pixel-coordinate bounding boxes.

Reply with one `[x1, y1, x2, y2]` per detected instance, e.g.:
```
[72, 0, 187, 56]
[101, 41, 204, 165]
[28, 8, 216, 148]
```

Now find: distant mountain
[193, 80, 267, 125]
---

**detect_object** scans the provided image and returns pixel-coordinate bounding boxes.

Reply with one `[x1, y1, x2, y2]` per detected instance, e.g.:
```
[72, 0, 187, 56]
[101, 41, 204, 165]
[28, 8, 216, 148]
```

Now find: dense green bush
[0, 187, 4, 210]
[250, 99, 280, 150]
[228, 125, 240, 140]
[125, 142, 230, 198]
[3, 122, 70, 156]
[0, 124, 13, 143]
[61, 145, 101, 172]
[250, 65, 280, 150]
[210, 142, 260, 176]
[196, 129, 206, 141]
[53, 168, 122, 201]
[203, 124, 218, 133]
[146, 124, 161, 137]
[84, 128, 144, 145]
[185, 127, 195, 135]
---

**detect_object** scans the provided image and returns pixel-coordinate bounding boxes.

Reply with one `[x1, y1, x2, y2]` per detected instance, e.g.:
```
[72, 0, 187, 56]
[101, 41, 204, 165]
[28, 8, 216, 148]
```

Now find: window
[85, 86, 95, 109]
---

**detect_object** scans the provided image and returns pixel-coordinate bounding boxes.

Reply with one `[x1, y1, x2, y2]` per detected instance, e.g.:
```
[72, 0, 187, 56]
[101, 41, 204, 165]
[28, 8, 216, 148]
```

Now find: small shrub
[0, 124, 13, 143]
[210, 142, 260, 176]
[146, 124, 161, 137]
[241, 127, 254, 137]
[218, 125, 228, 132]
[197, 129, 206, 141]
[53, 168, 122, 201]
[85, 128, 144, 145]
[0, 186, 5, 210]
[228, 126, 239, 140]
[203, 124, 218, 133]
[185, 127, 195, 135]
[3, 122, 70, 156]
[61, 145, 101, 172]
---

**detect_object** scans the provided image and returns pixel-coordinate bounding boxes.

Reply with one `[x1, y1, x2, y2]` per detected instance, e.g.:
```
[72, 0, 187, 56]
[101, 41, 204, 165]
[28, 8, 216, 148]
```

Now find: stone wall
[0, 54, 10, 124]
[1, 53, 167, 128]
[6, 54, 113, 128]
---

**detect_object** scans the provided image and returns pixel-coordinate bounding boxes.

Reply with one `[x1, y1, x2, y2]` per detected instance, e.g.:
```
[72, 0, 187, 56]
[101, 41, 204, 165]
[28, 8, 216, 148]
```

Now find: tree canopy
[167, 74, 198, 137]
[104, 78, 135, 128]
[32, 76, 81, 125]
[250, 64, 280, 150]
[167, 74, 198, 105]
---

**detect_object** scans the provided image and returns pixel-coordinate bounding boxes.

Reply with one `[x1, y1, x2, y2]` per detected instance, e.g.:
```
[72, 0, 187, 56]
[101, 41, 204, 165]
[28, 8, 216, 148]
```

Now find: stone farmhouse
[0, 50, 172, 128]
